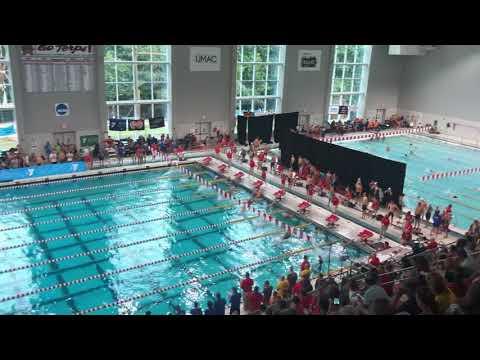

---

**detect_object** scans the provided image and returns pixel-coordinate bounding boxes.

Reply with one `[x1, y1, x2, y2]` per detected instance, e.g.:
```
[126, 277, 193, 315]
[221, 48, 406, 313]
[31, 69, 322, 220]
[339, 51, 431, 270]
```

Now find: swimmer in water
[283, 232, 291, 239]
[386, 146, 390, 152]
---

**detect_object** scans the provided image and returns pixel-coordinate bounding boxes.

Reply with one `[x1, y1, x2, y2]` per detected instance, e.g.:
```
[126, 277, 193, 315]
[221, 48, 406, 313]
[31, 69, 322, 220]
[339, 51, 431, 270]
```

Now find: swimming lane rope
[0, 204, 242, 252]
[0, 230, 282, 300]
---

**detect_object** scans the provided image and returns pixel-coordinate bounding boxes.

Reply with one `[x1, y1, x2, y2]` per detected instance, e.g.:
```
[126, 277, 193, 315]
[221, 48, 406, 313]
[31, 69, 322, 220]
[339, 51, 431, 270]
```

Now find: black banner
[109, 118, 127, 131]
[274, 112, 299, 143]
[237, 116, 247, 145]
[248, 115, 274, 144]
[149, 117, 165, 129]
[280, 131, 406, 199]
[338, 105, 349, 115]
[128, 119, 145, 131]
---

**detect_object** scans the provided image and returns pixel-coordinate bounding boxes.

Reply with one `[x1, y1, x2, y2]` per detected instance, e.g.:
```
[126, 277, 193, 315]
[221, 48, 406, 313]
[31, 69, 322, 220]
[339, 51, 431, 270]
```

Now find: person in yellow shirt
[428, 272, 457, 313]
[276, 276, 290, 299]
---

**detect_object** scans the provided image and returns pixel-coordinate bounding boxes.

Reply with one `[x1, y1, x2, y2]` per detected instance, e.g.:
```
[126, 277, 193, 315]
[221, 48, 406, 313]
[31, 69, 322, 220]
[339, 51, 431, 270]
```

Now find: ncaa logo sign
[55, 103, 70, 117]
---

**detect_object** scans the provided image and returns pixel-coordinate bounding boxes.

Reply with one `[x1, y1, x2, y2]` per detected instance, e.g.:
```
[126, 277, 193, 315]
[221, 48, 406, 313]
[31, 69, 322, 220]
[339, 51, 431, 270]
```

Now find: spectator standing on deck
[240, 272, 254, 310]
[229, 287, 241, 315]
[213, 292, 226, 315]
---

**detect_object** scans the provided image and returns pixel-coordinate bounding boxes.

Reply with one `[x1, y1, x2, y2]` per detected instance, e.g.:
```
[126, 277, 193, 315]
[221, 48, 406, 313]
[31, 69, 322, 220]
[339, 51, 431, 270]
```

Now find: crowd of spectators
[0, 141, 79, 169]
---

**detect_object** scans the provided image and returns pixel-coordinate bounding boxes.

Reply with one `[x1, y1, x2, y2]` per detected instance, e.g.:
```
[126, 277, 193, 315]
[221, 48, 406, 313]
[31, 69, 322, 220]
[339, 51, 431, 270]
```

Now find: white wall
[171, 45, 234, 138]
[365, 45, 403, 119]
[397, 45, 480, 140]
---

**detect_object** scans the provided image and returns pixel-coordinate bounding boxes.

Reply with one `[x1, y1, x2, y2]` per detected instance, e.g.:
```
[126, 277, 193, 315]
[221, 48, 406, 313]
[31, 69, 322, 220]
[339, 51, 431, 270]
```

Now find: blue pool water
[0, 125, 15, 137]
[338, 135, 480, 230]
[0, 164, 366, 315]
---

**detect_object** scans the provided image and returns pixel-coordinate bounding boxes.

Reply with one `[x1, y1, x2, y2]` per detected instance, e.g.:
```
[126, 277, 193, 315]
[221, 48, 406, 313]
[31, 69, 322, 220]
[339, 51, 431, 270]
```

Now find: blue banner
[0, 162, 88, 182]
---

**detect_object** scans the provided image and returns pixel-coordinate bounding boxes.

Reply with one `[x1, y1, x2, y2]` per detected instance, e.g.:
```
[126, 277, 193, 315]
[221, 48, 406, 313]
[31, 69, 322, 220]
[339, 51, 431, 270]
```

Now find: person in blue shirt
[190, 301, 203, 315]
[229, 287, 241, 314]
[44, 141, 52, 157]
[431, 207, 442, 237]
[213, 292, 226, 315]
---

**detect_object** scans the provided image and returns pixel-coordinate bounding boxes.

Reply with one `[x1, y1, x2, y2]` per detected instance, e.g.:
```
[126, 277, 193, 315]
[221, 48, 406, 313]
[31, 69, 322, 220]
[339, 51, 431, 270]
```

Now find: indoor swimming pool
[0, 163, 366, 315]
[337, 135, 480, 230]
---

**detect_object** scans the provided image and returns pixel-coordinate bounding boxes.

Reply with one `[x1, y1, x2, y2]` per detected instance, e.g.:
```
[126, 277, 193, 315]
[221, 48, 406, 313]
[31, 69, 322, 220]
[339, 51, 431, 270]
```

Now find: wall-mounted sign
[338, 105, 349, 115]
[329, 106, 339, 115]
[298, 50, 322, 71]
[190, 47, 221, 71]
[55, 103, 70, 116]
[21, 45, 96, 63]
[80, 135, 99, 147]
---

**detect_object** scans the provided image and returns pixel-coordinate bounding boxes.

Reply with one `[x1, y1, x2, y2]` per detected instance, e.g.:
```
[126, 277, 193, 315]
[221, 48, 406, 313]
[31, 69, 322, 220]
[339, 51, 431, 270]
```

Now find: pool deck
[212, 151, 463, 251]
[198, 157, 411, 262]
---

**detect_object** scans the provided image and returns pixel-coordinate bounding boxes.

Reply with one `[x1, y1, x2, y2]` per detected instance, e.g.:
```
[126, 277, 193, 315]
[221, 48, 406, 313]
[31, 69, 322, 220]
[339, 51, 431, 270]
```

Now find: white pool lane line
[196, 157, 411, 264]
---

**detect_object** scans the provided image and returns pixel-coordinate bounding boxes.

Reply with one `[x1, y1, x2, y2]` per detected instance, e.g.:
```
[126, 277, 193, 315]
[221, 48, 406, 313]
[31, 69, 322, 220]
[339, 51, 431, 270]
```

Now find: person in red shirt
[83, 151, 93, 169]
[247, 286, 263, 314]
[331, 194, 339, 213]
[249, 159, 255, 173]
[426, 237, 438, 250]
[300, 289, 314, 314]
[226, 149, 233, 163]
[368, 252, 381, 267]
[300, 255, 310, 272]
[281, 173, 287, 188]
[240, 272, 254, 310]
[214, 144, 222, 155]
[292, 281, 303, 298]
[402, 220, 413, 244]
[380, 214, 390, 239]
[258, 151, 265, 163]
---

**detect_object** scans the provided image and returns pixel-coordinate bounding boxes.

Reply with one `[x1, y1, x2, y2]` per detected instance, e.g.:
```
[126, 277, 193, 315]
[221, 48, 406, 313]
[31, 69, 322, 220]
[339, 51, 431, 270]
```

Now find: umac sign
[190, 47, 221, 71]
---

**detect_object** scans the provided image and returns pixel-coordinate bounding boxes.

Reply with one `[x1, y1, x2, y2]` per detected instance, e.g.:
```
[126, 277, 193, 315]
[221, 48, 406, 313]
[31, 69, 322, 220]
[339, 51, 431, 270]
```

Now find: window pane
[105, 83, 117, 101]
[138, 82, 152, 100]
[241, 99, 252, 112]
[351, 94, 360, 106]
[116, 45, 133, 61]
[140, 103, 152, 119]
[255, 64, 267, 81]
[266, 98, 276, 112]
[137, 64, 151, 83]
[268, 46, 280, 62]
[330, 114, 338, 121]
[344, 65, 354, 78]
[336, 45, 346, 63]
[354, 65, 363, 79]
[152, 64, 167, 82]
[254, 99, 265, 112]
[331, 95, 341, 106]
[107, 105, 117, 119]
[241, 81, 253, 97]
[0, 109, 14, 123]
[0, 45, 7, 60]
[241, 65, 253, 80]
[342, 95, 351, 105]
[254, 81, 266, 96]
[352, 79, 361, 92]
[243, 46, 255, 62]
[266, 81, 277, 96]
[151, 45, 168, 62]
[267, 65, 279, 80]
[356, 46, 365, 63]
[153, 83, 167, 100]
[154, 103, 167, 118]
[346, 46, 355, 63]
[136, 45, 151, 61]
[334, 65, 343, 78]
[236, 100, 241, 114]
[255, 46, 268, 62]
[117, 64, 133, 82]
[343, 79, 352, 92]
[104, 63, 116, 82]
[104, 46, 115, 61]
[118, 83, 134, 101]
[333, 79, 342, 92]
[118, 104, 134, 118]
[236, 82, 241, 97]
[236, 65, 241, 80]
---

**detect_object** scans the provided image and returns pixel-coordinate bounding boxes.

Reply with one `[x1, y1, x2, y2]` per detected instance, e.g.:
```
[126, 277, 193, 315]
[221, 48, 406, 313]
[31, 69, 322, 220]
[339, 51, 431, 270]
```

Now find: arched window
[104, 45, 171, 137]
[0, 45, 17, 151]
[327, 45, 372, 122]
